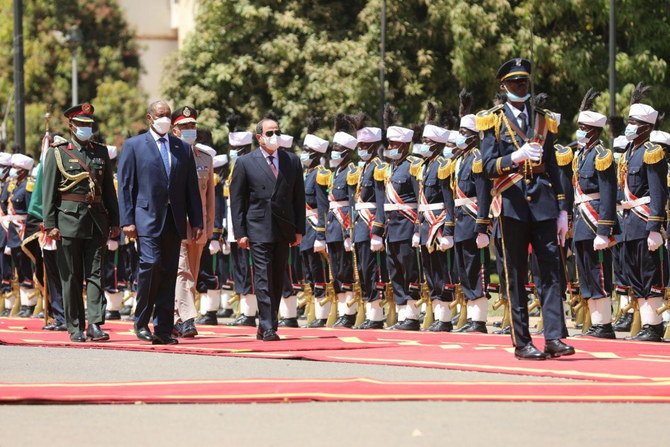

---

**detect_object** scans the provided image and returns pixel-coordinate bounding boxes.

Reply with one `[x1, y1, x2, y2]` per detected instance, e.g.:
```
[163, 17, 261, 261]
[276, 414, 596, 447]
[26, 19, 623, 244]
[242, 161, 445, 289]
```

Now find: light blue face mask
[180, 129, 197, 145]
[625, 124, 639, 141]
[229, 149, 239, 161]
[412, 143, 433, 158]
[504, 86, 531, 103]
[330, 150, 344, 160]
[442, 146, 455, 159]
[9, 168, 17, 178]
[454, 134, 469, 150]
[358, 148, 372, 161]
[384, 148, 402, 160]
[74, 126, 93, 142]
[576, 129, 589, 145]
[300, 152, 312, 166]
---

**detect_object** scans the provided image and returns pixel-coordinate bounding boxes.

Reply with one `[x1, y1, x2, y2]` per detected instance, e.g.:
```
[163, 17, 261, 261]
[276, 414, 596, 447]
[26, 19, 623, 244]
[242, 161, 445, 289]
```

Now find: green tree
[0, 0, 146, 155]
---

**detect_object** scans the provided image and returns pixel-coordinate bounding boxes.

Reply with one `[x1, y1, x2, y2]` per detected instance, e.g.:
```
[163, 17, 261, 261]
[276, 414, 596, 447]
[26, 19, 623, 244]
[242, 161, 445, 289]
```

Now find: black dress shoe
[357, 319, 385, 330]
[492, 321, 502, 328]
[453, 319, 473, 332]
[306, 318, 328, 328]
[226, 315, 257, 327]
[612, 313, 633, 332]
[42, 322, 58, 331]
[86, 323, 110, 341]
[514, 344, 548, 360]
[196, 311, 218, 325]
[627, 323, 664, 342]
[217, 308, 234, 318]
[333, 314, 356, 328]
[463, 321, 487, 333]
[105, 310, 121, 320]
[387, 319, 420, 331]
[494, 325, 512, 335]
[580, 323, 616, 339]
[53, 322, 67, 331]
[257, 329, 280, 341]
[179, 318, 198, 338]
[16, 305, 29, 318]
[278, 317, 300, 328]
[428, 321, 453, 332]
[69, 331, 86, 342]
[152, 334, 179, 345]
[0, 309, 10, 317]
[544, 339, 575, 358]
[135, 327, 154, 342]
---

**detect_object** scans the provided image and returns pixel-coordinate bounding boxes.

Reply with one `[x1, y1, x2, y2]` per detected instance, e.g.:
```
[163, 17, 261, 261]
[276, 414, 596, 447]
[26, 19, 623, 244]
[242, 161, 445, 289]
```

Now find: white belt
[329, 201, 349, 210]
[454, 197, 477, 208]
[574, 192, 600, 205]
[384, 203, 418, 211]
[418, 203, 444, 212]
[306, 209, 318, 218]
[355, 202, 376, 211]
[0, 215, 26, 224]
[617, 196, 651, 211]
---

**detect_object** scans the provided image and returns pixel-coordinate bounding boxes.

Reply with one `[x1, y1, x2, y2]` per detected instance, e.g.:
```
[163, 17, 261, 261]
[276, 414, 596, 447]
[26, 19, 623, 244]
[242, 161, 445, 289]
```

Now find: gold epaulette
[594, 144, 614, 171]
[316, 167, 332, 186]
[374, 162, 389, 182]
[554, 144, 574, 167]
[213, 173, 220, 186]
[409, 157, 424, 178]
[437, 159, 454, 180]
[347, 164, 361, 186]
[475, 104, 504, 131]
[223, 184, 230, 197]
[471, 150, 483, 174]
[26, 179, 34, 193]
[537, 108, 560, 134]
[643, 142, 665, 165]
[7, 180, 16, 192]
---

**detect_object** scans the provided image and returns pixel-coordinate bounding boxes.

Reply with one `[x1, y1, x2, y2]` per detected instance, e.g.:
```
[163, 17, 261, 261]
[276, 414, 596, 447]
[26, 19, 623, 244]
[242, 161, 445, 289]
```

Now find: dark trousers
[43, 249, 64, 324]
[119, 242, 137, 291]
[498, 217, 567, 347]
[0, 246, 12, 292]
[455, 238, 489, 301]
[301, 249, 326, 299]
[231, 243, 253, 295]
[197, 247, 220, 292]
[282, 245, 302, 298]
[612, 242, 627, 288]
[327, 241, 353, 293]
[574, 240, 612, 300]
[250, 241, 289, 333]
[386, 240, 419, 305]
[57, 235, 106, 334]
[135, 215, 180, 337]
[10, 246, 33, 286]
[622, 239, 664, 299]
[357, 241, 381, 302]
[421, 246, 455, 301]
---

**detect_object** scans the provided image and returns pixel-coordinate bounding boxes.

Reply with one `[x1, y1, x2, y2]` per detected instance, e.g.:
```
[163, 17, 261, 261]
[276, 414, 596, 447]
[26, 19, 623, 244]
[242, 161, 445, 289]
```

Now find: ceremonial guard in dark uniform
[568, 90, 618, 339]
[0, 154, 14, 314]
[619, 85, 667, 342]
[325, 115, 359, 327]
[650, 130, 670, 328]
[42, 103, 120, 342]
[450, 101, 493, 333]
[373, 107, 421, 331]
[352, 117, 387, 329]
[299, 125, 330, 327]
[478, 59, 574, 359]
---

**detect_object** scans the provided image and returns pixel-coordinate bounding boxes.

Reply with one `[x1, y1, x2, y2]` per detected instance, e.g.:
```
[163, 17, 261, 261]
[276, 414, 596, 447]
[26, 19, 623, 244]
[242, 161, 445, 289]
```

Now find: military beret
[386, 126, 414, 143]
[11, 153, 34, 171]
[422, 124, 450, 143]
[229, 131, 253, 147]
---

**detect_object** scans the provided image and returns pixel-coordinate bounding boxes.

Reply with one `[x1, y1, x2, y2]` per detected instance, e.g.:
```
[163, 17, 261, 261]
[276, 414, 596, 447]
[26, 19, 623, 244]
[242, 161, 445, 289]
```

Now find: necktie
[268, 155, 278, 178]
[158, 137, 170, 178]
[518, 112, 528, 134]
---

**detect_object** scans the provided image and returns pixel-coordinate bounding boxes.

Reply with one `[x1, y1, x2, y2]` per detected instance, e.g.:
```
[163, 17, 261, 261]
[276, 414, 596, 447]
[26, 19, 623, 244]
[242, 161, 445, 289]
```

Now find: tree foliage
[0, 0, 146, 154]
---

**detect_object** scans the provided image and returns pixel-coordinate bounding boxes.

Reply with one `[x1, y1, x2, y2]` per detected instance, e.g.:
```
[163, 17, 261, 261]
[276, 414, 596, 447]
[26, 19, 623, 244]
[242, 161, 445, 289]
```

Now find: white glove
[106, 239, 119, 251]
[511, 142, 543, 164]
[221, 242, 231, 255]
[411, 232, 420, 248]
[209, 240, 221, 254]
[370, 235, 384, 252]
[556, 210, 569, 247]
[3, 246, 10, 256]
[43, 237, 57, 251]
[475, 233, 490, 249]
[313, 239, 327, 253]
[344, 237, 353, 252]
[648, 231, 663, 252]
[438, 236, 454, 251]
[593, 234, 609, 251]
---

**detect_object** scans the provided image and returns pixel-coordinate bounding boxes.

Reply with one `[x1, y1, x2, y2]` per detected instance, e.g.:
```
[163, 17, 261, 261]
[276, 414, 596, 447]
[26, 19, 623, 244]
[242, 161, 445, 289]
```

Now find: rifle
[490, 283, 511, 331]
[297, 281, 316, 325]
[346, 206, 365, 327]
[415, 246, 433, 330]
[618, 287, 641, 337]
[449, 284, 467, 330]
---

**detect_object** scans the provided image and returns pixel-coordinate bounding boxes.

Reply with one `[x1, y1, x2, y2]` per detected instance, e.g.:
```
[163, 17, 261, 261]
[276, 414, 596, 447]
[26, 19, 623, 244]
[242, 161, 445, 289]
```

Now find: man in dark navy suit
[117, 100, 203, 345]
[230, 116, 305, 341]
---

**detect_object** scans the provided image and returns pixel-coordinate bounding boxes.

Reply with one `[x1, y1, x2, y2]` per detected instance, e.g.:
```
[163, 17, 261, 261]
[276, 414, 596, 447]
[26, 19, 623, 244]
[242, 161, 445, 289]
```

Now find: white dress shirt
[149, 126, 172, 170]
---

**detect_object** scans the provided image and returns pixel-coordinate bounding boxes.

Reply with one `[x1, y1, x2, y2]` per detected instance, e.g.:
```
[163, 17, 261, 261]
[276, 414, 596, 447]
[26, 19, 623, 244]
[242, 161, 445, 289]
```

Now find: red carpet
[2, 377, 670, 404]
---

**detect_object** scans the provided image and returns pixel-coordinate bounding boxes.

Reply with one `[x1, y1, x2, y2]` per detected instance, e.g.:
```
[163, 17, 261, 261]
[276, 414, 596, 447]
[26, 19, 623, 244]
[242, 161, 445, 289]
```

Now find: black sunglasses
[264, 130, 281, 137]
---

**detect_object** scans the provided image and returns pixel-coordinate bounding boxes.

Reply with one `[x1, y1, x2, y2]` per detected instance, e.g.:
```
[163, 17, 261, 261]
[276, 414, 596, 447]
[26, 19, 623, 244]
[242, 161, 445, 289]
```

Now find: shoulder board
[537, 108, 560, 134]
[554, 144, 574, 167]
[643, 142, 665, 165]
[374, 163, 389, 182]
[594, 144, 613, 171]
[213, 173, 220, 186]
[409, 157, 424, 178]
[50, 135, 69, 148]
[347, 165, 362, 186]
[26, 179, 34, 193]
[91, 141, 106, 150]
[475, 104, 504, 131]
[471, 149, 483, 174]
[316, 167, 332, 186]
[437, 160, 455, 180]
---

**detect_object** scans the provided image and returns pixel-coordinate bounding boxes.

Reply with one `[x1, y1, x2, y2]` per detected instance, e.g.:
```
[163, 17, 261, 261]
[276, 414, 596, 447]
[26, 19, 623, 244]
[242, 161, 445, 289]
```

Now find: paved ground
[1, 342, 668, 447]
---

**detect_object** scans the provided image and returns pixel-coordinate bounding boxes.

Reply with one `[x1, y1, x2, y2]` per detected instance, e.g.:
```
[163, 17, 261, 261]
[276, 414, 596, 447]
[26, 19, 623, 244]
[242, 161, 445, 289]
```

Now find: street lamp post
[13, 0, 25, 152]
[65, 26, 83, 107]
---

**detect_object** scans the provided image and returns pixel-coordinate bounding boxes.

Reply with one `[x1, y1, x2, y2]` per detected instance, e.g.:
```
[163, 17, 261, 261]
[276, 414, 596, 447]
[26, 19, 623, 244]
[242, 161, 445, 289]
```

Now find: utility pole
[65, 26, 83, 107]
[609, 0, 617, 139]
[12, 0, 25, 152]
[379, 0, 386, 127]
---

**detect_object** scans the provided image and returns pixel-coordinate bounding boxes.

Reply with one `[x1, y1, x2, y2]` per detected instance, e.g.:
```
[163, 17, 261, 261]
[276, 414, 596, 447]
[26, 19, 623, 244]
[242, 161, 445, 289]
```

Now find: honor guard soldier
[8, 153, 36, 317]
[325, 115, 359, 327]
[352, 116, 387, 329]
[650, 130, 670, 328]
[478, 59, 574, 359]
[414, 104, 456, 331]
[620, 85, 667, 342]
[373, 105, 422, 331]
[570, 90, 618, 339]
[450, 95, 493, 333]
[0, 153, 14, 313]
[224, 116, 257, 326]
[42, 103, 120, 342]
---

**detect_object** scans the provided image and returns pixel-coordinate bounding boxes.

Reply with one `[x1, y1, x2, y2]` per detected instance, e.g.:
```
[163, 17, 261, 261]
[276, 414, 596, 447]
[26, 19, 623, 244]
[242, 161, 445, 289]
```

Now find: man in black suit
[230, 116, 305, 341]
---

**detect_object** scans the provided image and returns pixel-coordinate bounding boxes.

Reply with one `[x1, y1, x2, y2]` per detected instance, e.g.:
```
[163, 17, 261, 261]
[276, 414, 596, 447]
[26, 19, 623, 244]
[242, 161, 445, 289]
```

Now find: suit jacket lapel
[272, 150, 289, 195]
[167, 135, 180, 183]
[146, 132, 169, 182]
[252, 148, 277, 184]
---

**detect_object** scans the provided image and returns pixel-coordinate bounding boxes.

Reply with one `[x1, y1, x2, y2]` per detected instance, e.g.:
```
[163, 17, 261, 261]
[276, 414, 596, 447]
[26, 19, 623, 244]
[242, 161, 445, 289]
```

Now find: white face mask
[300, 152, 312, 167]
[9, 168, 17, 178]
[625, 124, 639, 141]
[442, 146, 455, 159]
[229, 149, 239, 161]
[152, 116, 172, 135]
[504, 86, 531, 103]
[180, 129, 197, 145]
[329, 151, 345, 168]
[264, 135, 280, 151]
[454, 134, 469, 150]
[384, 148, 402, 160]
[358, 148, 373, 161]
